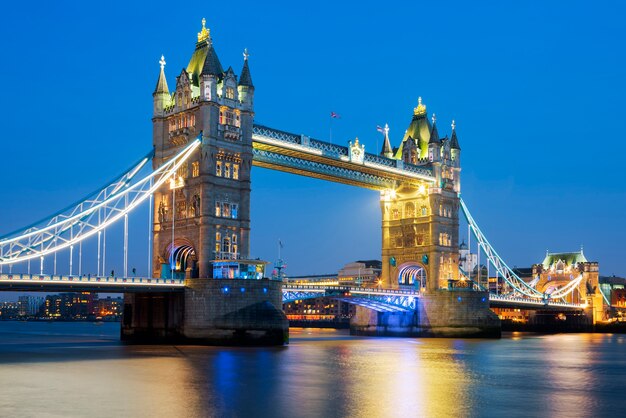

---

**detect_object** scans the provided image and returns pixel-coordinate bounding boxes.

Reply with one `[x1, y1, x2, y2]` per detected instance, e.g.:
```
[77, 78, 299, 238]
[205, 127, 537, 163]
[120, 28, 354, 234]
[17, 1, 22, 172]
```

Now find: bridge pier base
[350, 290, 501, 338]
[121, 279, 289, 345]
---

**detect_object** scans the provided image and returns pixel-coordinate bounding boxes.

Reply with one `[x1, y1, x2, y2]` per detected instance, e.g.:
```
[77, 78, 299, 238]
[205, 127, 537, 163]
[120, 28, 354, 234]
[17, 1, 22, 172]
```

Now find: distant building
[94, 296, 123, 319]
[41, 292, 96, 320]
[458, 241, 477, 275]
[0, 302, 19, 320]
[18, 295, 44, 317]
[337, 260, 382, 287]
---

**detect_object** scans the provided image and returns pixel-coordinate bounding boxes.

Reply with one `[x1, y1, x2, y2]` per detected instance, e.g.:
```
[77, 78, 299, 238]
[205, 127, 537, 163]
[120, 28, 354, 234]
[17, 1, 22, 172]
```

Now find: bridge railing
[0, 273, 185, 286]
[489, 293, 582, 308]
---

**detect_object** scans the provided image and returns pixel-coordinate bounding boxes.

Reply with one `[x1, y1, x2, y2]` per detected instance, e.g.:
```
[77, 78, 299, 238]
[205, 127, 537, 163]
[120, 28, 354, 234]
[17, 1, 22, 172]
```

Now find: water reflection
[1, 323, 626, 417]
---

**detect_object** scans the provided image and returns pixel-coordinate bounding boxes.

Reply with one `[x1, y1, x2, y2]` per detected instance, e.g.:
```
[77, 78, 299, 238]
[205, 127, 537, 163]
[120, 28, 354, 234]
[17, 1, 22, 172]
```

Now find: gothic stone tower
[152, 19, 254, 279]
[380, 99, 461, 291]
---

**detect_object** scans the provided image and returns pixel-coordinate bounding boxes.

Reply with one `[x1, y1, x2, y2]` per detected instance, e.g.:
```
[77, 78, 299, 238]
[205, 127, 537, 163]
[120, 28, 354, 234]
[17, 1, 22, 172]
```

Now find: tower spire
[154, 55, 169, 94]
[380, 123, 393, 158]
[238, 48, 254, 87]
[429, 113, 441, 144]
[450, 119, 460, 150]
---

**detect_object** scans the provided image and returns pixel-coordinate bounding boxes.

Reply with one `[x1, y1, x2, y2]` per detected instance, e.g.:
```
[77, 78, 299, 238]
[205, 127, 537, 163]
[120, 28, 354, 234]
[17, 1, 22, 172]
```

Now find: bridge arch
[164, 238, 198, 278]
[397, 262, 426, 290]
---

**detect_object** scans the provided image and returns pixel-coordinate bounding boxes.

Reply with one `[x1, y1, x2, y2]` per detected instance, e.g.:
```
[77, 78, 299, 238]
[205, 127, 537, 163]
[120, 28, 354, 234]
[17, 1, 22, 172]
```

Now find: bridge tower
[151, 19, 254, 279]
[123, 19, 287, 345]
[380, 100, 461, 291]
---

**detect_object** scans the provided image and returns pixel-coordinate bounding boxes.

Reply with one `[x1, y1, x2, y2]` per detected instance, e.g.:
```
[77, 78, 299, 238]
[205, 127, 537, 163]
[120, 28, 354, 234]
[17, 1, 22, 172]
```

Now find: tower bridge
[0, 19, 606, 344]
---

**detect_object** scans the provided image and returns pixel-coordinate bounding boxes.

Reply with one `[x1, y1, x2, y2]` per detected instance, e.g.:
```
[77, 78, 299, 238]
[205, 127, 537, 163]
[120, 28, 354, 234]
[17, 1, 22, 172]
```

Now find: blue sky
[0, 0, 624, 294]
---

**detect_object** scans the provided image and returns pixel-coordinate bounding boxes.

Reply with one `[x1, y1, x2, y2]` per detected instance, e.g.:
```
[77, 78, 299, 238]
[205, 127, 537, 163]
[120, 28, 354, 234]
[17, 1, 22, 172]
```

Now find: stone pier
[350, 290, 501, 338]
[121, 279, 288, 345]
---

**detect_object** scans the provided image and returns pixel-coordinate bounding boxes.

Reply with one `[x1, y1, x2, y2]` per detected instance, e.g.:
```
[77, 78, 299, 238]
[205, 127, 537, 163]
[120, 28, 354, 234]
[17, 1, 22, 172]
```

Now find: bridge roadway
[0, 274, 585, 312]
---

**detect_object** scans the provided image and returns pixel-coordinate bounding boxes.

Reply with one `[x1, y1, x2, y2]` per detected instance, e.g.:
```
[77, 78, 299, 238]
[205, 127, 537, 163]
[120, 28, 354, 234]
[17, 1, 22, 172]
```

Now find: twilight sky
[0, 0, 625, 288]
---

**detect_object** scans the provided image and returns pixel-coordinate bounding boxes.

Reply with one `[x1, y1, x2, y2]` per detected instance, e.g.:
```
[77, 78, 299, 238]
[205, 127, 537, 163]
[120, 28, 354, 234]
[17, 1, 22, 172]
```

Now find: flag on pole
[330, 112, 340, 119]
[376, 125, 384, 134]
[279, 239, 284, 249]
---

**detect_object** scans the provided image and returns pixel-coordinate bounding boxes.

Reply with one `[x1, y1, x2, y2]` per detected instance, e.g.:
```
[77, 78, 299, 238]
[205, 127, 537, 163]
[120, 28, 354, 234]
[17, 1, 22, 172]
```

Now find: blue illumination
[481, 297, 486, 302]
[457, 296, 462, 302]
[223, 287, 229, 294]
[240, 287, 245, 293]
[263, 287, 268, 293]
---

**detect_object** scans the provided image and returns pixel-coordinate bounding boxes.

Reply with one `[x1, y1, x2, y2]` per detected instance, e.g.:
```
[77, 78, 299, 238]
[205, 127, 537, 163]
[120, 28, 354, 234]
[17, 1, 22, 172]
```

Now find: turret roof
[541, 250, 588, 269]
[238, 50, 254, 87]
[450, 121, 461, 150]
[154, 55, 169, 94]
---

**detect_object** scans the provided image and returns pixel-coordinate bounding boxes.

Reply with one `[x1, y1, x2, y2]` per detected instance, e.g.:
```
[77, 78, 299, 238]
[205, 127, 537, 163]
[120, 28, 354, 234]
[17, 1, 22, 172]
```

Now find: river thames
[0, 322, 625, 417]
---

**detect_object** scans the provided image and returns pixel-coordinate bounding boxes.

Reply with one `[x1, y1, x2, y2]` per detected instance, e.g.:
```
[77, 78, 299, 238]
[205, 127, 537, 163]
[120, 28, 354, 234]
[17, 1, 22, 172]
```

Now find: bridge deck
[0, 274, 184, 293]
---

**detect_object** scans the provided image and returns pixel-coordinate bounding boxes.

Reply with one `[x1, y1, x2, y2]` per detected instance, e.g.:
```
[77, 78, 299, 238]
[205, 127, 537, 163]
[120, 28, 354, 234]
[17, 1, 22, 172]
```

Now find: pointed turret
[154, 55, 169, 94]
[380, 124, 393, 158]
[200, 42, 224, 77]
[450, 120, 461, 150]
[153, 55, 172, 116]
[238, 48, 254, 87]
[429, 113, 441, 144]
[238, 49, 255, 109]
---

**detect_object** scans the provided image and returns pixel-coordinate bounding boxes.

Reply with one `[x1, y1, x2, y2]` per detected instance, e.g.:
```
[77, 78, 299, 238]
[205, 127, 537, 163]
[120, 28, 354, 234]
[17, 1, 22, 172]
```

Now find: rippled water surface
[0, 322, 625, 417]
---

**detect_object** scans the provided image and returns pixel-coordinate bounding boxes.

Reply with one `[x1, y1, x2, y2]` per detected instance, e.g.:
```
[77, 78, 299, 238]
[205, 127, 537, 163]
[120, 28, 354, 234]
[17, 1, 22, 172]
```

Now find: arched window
[421, 206, 427, 216]
[215, 232, 221, 253]
[222, 236, 231, 254]
[405, 202, 415, 217]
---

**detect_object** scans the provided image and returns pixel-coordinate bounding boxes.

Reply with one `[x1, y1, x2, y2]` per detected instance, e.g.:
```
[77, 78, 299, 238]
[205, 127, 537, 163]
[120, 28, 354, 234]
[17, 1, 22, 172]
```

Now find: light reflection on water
[0, 323, 625, 417]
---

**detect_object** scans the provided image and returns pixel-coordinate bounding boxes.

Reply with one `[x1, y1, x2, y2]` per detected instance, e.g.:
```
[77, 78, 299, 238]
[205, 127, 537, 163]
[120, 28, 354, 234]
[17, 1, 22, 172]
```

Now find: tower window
[215, 232, 221, 253]
[226, 87, 235, 100]
[216, 161, 222, 177]
[192, 161, 200, 177]
[224, 163, 231, 179]
[215, 202, 221, 217]
[233, 164, 239, 180]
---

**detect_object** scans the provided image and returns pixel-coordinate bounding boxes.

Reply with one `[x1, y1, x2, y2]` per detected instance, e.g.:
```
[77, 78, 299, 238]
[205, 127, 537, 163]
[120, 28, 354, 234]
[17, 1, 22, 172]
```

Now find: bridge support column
[350, 290, 500, 338]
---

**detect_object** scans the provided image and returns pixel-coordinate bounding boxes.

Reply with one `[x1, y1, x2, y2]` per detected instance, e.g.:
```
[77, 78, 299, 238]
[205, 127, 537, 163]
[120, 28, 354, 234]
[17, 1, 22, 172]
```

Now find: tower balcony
[218, 124, 241, 141]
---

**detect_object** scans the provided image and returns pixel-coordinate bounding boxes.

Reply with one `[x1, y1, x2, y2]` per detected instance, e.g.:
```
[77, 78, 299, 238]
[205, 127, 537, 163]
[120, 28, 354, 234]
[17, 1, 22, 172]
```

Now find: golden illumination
[197, 18, 210, 43]
[413, 97, 426, 116]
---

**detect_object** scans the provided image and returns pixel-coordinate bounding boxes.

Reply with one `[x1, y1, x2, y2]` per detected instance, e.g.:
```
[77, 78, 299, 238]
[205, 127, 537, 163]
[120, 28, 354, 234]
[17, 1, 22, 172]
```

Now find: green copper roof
[186, 41, 224, 86]
[542, 250, 588, 269]
[394, 113, 431, 159]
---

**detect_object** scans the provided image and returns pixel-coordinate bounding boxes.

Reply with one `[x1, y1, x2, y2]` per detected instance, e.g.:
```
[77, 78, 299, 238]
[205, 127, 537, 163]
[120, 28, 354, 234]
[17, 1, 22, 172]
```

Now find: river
[0, 322, 624, 417]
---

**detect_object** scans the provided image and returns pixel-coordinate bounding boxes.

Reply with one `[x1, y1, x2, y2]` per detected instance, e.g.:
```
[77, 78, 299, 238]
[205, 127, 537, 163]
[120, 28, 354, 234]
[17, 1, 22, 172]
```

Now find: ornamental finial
[159, 55, 166, 70]
[243, 48, 249, 61]
[384, 123, 389, 135]
[197, 18, 211, 43]
[414, 96, 427, 115]
[451, 119, 456, 130]
[432, 113, 436, 124]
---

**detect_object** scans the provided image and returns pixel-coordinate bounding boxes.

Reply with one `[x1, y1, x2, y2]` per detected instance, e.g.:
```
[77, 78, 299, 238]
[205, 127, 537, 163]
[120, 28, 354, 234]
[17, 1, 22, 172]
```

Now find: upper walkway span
[251, 124, 435, 190]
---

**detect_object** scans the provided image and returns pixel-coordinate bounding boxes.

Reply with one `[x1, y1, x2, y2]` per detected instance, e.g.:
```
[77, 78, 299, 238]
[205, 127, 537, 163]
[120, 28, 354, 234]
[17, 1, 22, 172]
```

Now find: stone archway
[397, 262, 427, 290]
[163, 238, 198, 279]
